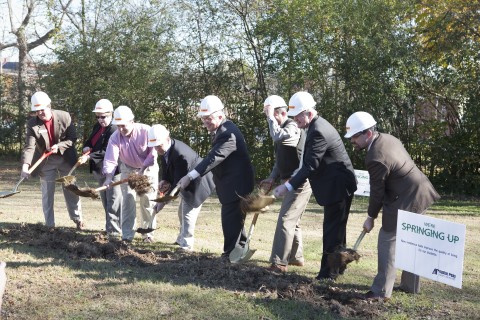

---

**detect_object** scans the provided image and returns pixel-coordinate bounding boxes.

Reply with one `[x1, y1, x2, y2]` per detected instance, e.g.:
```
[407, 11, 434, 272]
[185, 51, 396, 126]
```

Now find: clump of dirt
[0, 223, 388, 318]
[64, 184, 100, 199]
[328, 247, 361, 276]
[128, 173, 151, 195]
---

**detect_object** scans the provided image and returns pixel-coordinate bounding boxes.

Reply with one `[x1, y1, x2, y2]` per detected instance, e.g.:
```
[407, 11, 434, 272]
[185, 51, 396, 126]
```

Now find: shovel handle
[95, 177, 129, 192]
[353, 229, 367, 251]
[67, 150, 92, 176]
[28, 151, 54, 174]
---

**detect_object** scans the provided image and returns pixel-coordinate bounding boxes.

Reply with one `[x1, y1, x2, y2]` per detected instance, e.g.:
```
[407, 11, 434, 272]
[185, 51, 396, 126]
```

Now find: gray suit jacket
[22, 109, 78, 175]
[194, 119, 254, 204]
[366, 133, 440, 232]
[161, 139, 215, 208]
[289, 116, 357, 206]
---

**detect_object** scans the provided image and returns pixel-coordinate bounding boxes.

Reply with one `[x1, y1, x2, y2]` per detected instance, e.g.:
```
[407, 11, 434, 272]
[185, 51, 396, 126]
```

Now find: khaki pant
[270, 181, 312, 266]
[176, 197, 202, 250]
[39, 154, 82, 227]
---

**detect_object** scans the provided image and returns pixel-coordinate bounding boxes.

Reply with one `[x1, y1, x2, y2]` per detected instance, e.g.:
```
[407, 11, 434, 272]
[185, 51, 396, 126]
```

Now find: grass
[0, 159, 479, 319]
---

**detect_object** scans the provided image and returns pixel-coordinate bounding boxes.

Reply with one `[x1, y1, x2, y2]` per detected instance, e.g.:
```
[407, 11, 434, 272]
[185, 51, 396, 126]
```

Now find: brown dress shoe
[364, 291, 390, 302]
[267, 264, 288, 273]
[288, 260, 305, 267]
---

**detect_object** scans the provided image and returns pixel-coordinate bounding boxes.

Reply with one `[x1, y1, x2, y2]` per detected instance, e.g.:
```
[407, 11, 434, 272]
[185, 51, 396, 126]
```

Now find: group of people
[20, 90, 440, 301]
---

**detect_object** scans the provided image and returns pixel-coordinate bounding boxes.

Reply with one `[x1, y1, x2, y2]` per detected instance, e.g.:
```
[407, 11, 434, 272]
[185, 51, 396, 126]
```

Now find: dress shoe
[288, 260, 305, 267]
[393, 286, 413, 293]
[267, 264, 288, 273]
[364, 291, 390, 302]
[143, 236, 154, 243]
[315, 274, 336, 281]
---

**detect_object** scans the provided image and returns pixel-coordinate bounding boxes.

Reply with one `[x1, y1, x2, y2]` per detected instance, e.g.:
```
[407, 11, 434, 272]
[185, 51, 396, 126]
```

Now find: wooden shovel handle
[28, 151, 54, 174]
[67, 150, 92, 176]
[95, 177, 129, 192]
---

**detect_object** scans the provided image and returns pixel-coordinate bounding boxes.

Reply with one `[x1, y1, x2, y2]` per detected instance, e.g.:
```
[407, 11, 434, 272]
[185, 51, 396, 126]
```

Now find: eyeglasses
[351, 129, 368, 138]
[96, 115, 109, 119]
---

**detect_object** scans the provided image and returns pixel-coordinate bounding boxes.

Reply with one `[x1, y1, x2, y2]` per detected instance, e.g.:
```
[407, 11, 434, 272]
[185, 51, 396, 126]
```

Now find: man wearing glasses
[344, 111, 440, 301]
[21, 91, 83, 230]
[79, 99, 122, 239]
[178, 95, 254, 259]
[273, 91, 357, 281]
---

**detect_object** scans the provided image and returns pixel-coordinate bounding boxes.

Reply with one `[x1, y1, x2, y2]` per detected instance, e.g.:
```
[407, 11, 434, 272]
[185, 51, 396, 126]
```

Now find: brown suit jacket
[366, 133, 440, 232]
[22, 109, 78, 175]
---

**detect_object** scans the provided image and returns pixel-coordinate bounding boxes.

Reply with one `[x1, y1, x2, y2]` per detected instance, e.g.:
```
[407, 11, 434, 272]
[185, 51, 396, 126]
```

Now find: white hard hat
[148, 124, 170, 147]
[197, 95, 224, 117]
[112, 105, 134, 125]
[264, 95, 287, 109]
[287, 92, 316, 116]
[344, 111, 377, 138]
[92, 99, 113, 113]
[31, 91, 51, 111]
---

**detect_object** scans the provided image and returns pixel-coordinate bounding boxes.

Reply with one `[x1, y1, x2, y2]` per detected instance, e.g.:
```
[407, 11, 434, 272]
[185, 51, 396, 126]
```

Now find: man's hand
[158, 180, 171, 193]
[363, 216, 375, 233]
[78, 154, 90, 164]
[178, 175, 192, 190]
[103, 174, 113, 187]
[264, 104, 274, 118]
[259, 178, 274, 194]
[273, 184, 288, 198]
[20, 164, 30, 179]
[49, 144, 59, 154]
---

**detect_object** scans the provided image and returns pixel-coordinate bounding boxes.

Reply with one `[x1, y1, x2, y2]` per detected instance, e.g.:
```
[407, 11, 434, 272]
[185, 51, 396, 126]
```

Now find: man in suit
[147, 124, 215, 251]
[260, 95, 312, 273]
[21, 91, 83, 230]
[178, 95, 255, 257]
[79, 99, 122, 239]
[344, 111, 440, 300]
[274, 92, 357, 280]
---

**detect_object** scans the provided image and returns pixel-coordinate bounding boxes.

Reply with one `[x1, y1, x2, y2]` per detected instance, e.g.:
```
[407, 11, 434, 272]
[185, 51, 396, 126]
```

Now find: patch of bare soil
[0, 223, 388, 318]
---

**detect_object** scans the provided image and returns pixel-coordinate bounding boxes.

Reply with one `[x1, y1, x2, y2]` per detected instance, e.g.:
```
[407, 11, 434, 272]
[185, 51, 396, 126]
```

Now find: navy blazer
[194, 120, 255, 204]
[161, 139, 215, 208]
[83, 122, 119, 174]
[289, 116, 357, 206]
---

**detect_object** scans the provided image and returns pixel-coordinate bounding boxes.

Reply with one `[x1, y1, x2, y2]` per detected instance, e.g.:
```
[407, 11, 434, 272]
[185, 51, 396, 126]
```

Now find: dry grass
[0, 160, 479, 319]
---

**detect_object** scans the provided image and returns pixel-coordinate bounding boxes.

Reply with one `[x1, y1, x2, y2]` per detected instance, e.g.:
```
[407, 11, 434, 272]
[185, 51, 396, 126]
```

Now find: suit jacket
[22, 109, 78, 175]
[83, 122, 119, 175]
[194, 120, 255, 204]
[366, 133, 440, 232]
[289, 116, 357, 206]
[161, 139, 215, 208]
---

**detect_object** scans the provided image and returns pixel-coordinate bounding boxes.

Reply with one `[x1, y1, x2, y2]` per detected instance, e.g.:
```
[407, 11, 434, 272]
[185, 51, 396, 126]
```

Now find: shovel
[229, 211, 260, 263]
[0, 151, 53, 199]
[151, 185, 181, 203]
[327, 229, 366, 272]
[64, 177, 129, 199]
[138, 185, 182, 234]
[56, 150, 91, 184]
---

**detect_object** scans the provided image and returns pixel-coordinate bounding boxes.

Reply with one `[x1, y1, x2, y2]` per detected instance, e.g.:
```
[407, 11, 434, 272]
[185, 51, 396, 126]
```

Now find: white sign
[395, 210, 466, 288]
[354, 169, 370, 197]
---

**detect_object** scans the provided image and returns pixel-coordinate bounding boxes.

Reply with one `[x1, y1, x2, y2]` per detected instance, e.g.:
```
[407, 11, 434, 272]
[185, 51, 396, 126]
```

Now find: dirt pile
[0, 223, 388, 318]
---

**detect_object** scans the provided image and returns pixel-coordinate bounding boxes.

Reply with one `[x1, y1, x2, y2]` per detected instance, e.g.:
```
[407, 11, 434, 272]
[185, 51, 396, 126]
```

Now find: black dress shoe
[393, 286, 410, 293]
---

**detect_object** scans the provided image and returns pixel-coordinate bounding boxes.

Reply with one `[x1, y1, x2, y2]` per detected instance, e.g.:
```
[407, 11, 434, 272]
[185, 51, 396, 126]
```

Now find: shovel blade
[56, 175, 76, 184]
[229, 245, 257, 264]
[0, 190, 20, 198]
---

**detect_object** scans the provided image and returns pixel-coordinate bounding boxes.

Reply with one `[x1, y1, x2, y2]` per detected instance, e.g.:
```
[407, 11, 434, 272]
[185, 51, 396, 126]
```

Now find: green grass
[0, 161, 479, 319]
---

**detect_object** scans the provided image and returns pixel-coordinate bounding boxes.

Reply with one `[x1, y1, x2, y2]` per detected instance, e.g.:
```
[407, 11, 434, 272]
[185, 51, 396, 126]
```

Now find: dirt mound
[0, 223, 387, 318]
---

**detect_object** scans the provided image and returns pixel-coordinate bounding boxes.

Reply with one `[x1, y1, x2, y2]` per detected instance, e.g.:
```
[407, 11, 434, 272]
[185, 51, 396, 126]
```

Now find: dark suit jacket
[289, 116, 357, 206]
[22, 109, 78, 175]
[161, 139, 215, 208]
[83, 122, 119, 175]
[366, 133, 440, 232]
[194, 120, 255, 204]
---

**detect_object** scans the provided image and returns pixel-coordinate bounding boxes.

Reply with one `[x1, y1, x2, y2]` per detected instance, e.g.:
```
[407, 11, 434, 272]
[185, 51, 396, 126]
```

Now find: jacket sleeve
[194, 131, 237, 176]
[57, 114, 76, 155]
[367, 159, 389, 219]
[289, 129, 327, 189]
